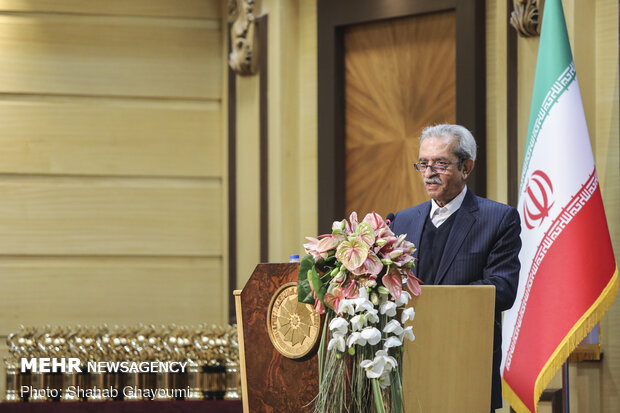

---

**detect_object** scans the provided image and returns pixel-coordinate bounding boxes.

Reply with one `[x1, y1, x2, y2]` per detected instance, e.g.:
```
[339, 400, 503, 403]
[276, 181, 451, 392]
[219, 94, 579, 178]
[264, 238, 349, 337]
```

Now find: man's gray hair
[420, 124, 477, 163]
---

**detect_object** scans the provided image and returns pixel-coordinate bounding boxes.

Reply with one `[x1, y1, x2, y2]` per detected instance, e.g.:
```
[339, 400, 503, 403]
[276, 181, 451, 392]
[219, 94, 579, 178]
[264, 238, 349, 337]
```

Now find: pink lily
[362, 212, 388, 231]
[406, 269, 422, 296]
[382, 268, 403, 299]
[350, 251, 383, 277]
[324, 285, 346, 312]
[336, 236, 369, 273]
[347, 211, 359, 234]
[304, 234, 339, 262]
[355, 222, 376, 246]
[314, 297, 326, 314]
[342, 278, 359, 299]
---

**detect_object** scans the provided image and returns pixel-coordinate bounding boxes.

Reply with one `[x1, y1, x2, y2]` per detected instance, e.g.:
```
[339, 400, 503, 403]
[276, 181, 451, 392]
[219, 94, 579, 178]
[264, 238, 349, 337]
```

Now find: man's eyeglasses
[413, 162, 454, 174]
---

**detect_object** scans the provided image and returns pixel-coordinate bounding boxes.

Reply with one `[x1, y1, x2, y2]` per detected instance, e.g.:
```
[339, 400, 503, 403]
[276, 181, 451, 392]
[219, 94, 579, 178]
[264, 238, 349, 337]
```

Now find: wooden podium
[403, 285, 495, 412]
[235, 263, 495, 412]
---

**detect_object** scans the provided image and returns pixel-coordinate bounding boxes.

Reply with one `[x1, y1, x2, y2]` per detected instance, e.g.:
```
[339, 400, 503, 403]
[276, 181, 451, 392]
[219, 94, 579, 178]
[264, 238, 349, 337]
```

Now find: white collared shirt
[429, 186, 467, 227]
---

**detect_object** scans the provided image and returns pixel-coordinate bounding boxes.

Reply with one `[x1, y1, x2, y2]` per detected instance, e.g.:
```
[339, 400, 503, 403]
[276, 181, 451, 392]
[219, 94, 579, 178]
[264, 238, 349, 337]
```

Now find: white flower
[329, 317, 348, 337]
[382, 319, 403, 335]
[354, 297, 374, 313]
[395, 290, 411, 307]
[383, 336, 402, 349]
[399, 326, 415, 342]
[360, 350, 399, 379]
[350, 314, 365, 331]
[377, 349, 398, 371]
[338, 299, 356, 316]
[360, 327, 382, 345]
[358, 288, 369, 300]
[378, 371, 392, 389]
[401, 307, 415, 324]
[360, 357, 385, 379]
[365, 308, 380, 324]
[327, 335, 345, 352]
[347, 331, 366, 347]
[379, 300, 397, 317]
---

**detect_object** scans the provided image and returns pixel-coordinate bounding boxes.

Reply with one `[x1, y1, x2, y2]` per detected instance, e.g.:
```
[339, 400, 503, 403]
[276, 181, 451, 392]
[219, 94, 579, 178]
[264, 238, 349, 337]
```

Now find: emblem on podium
[267, 283, 320, 359]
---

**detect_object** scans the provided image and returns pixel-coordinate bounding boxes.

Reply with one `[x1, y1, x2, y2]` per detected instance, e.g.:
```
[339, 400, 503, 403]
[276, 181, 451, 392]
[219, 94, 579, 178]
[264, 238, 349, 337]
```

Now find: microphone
[386, 212, 395, 225]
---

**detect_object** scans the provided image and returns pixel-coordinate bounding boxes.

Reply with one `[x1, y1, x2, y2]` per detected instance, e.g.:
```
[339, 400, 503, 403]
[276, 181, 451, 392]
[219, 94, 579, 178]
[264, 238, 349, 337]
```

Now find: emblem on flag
[522, 170, 554, 230]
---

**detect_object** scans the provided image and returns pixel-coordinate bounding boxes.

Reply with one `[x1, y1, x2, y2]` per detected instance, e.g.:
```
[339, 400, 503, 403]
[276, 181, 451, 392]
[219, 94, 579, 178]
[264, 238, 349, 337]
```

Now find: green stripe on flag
[520, 62, 576, 189]
[521, 0, 574, 189]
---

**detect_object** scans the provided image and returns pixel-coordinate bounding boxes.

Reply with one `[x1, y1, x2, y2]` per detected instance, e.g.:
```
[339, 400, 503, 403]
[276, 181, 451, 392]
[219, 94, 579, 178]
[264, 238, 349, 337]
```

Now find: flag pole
[561, 360, 569, 413]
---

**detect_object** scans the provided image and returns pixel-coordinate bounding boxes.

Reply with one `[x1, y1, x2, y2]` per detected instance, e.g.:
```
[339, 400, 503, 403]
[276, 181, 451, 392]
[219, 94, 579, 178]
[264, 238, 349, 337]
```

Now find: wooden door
[344, 11, 456, 218]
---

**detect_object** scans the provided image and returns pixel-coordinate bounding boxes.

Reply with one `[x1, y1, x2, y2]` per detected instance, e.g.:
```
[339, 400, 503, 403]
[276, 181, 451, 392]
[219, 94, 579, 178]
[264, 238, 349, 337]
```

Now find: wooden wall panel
[0, 341, 6, 394]
[0, 0, 220, 18]
[0, 0, 228, 397]
[0, 98, 221, 177]
[0, 178, 222, 256]
[0, 14, 221, 99]
[593, 2, 619, 412]
[297, 0, 319, 246]
[485, 0, 508, 204]
[0, 257, 224, 334]
[235, 75, 261, 289]
[344, 12, 456, 218]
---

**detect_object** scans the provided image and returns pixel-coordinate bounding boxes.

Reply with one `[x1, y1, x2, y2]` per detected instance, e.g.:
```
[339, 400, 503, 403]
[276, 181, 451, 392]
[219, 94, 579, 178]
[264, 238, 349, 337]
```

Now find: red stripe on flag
[503, 185, 615, 412]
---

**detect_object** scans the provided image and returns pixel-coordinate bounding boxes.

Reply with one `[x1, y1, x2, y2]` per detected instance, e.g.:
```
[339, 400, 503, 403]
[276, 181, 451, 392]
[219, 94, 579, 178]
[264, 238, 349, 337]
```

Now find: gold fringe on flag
[503, 265, 619, 413]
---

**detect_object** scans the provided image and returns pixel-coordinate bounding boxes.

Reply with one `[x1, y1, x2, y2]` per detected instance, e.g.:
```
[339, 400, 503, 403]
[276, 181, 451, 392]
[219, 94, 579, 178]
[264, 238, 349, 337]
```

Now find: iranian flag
[500, 0, 618, 412]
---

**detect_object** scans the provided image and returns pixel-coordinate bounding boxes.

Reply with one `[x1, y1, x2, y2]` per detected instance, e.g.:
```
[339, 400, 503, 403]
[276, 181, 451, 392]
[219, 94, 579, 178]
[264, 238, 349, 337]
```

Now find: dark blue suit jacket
[390, 188, 521, 410]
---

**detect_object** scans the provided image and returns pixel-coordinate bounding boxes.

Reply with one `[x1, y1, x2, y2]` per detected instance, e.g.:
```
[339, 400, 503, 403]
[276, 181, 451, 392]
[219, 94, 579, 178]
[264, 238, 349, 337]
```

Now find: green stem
[318, 313, 327, 386]
[371, 378, 386, 413]
[390, 367, 403, 413]
[317, 312, 330, 385]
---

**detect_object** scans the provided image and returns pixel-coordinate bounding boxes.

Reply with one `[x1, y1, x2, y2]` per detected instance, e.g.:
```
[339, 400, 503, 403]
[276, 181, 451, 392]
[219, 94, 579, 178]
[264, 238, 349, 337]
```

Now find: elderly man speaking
[390, 124, 521, 411]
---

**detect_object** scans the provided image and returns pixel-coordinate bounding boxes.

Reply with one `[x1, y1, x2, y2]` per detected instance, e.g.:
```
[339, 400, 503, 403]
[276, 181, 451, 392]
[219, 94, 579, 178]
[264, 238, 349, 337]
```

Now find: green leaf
[391, 368, 403, 413]
[371, 378, 386, 413]
[299, 254, 315, 278]
[309, 266, 327, 302]
[297, 279, 314, 304]
[297, 255, 316, 304]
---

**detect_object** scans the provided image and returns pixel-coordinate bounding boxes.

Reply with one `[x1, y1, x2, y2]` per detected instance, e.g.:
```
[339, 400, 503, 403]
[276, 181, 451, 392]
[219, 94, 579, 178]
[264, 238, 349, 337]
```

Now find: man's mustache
[424, 177, 443, 185]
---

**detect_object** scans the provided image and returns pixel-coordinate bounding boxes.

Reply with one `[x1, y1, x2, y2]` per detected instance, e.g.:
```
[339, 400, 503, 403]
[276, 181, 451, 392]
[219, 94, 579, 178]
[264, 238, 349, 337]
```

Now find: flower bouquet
[297, 212, 421, 413]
